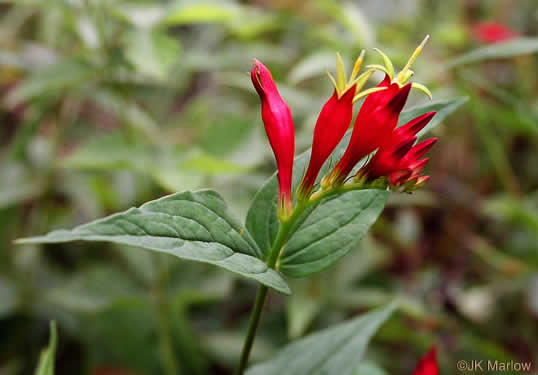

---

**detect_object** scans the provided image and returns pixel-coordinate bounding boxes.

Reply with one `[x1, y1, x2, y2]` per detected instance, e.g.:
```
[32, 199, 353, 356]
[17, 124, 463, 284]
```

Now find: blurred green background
[1, 0, 537, 374]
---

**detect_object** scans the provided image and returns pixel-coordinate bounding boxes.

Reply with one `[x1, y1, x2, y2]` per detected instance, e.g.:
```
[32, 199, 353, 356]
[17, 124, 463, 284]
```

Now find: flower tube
[251, 59, 295, 216]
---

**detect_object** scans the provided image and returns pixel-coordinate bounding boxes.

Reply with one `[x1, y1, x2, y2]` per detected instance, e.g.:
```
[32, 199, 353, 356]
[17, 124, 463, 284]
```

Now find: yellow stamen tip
[327, 70, 338, 91]
[350, 49, 365, 82]
[350, 69, 375, 92]
[373, 48, 395, 80]
[420, 34, 430, 49]
[335, 52, 347, 94]
[411, 82, 433, 100]
[365, 64, 391, 77]
[395, 35, 431, 85]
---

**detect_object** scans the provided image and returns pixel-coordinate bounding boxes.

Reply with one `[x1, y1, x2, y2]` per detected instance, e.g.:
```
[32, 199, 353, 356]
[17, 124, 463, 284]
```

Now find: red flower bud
[411, 347, 438, 375]
[298, 86, 356, 199]
[251, 59, 295, 215]
[473, 22, 519, 44]
[330, 77, 412, 183]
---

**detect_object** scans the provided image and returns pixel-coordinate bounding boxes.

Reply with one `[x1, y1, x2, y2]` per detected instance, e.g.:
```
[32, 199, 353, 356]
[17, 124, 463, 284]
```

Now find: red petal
[389, 169, 413, 186]
[393, 136, 417, 158]
[300, 85, 356, 196]
[411, 347, 439, 375]
[333, 83, 412, 182]
[395, 111, 436, 139]
[406, 138, 438, 161]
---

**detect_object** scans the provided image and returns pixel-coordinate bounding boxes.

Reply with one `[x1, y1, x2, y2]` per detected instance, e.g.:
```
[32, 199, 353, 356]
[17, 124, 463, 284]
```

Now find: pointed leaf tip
[246, 302, 398, 375]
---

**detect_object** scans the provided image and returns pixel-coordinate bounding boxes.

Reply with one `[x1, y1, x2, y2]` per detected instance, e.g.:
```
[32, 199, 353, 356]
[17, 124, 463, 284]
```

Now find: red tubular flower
[362, 135, 417, 183]
[251, 59, 295, 215]
[359, 111, 437, 189]
[329, 78, 412, 183]
[298, 85, 356, 199]
[473, 22, 519, 44]
[411, 347, 439, 375]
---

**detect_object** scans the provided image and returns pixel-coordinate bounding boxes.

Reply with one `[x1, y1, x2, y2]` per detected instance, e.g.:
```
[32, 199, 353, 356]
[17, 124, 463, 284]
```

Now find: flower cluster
[251, 37, 438, 218]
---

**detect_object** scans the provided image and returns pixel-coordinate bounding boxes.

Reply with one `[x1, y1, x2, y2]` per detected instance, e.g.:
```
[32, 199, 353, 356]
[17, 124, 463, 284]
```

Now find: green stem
[152, 255, 180, 375]
[235, 285, 269, 375]
[235, 216, 295, 375]
[235, 182, 372, 374]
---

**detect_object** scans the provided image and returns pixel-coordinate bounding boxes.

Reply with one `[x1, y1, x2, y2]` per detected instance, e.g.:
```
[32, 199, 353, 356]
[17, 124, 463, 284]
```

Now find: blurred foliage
[1, 0, 537, 374]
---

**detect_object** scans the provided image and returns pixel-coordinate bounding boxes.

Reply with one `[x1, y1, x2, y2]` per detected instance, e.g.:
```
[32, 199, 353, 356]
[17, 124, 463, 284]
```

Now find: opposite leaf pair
[251, 37, 438, 220]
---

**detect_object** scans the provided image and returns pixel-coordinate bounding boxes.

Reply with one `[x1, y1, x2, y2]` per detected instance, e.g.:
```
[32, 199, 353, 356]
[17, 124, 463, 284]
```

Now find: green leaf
[287, 278, 323, 338]
[0, 164, 45, 209]
[288, 51, 336, 85]
[5, 59, 94, 108]
[60, 132, 247, 191]
[0, 277, 19, 318]
[45, 265, 143, 312]
[445, 37, 538, 68]
[279, 189, 388, 277]
[246, 302, 397, 375]
[397, 97, 468, 138]
[246, 98, 466, 264]
[354, 361, 389, 375]
[317, 1, 375, 48]
[82, 300, 161, 374]
[124, 29, 180, 81]
[110, 4, 165, 28]
[225, 6, 283, 39]
[17, 190, 291, 295]
[164, 2, 238, 25]
[34, 322, 57, 375]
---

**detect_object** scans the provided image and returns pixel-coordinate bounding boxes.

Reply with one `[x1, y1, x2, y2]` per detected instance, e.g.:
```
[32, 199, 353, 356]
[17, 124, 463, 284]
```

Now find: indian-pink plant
[18, 37, 454, 375]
